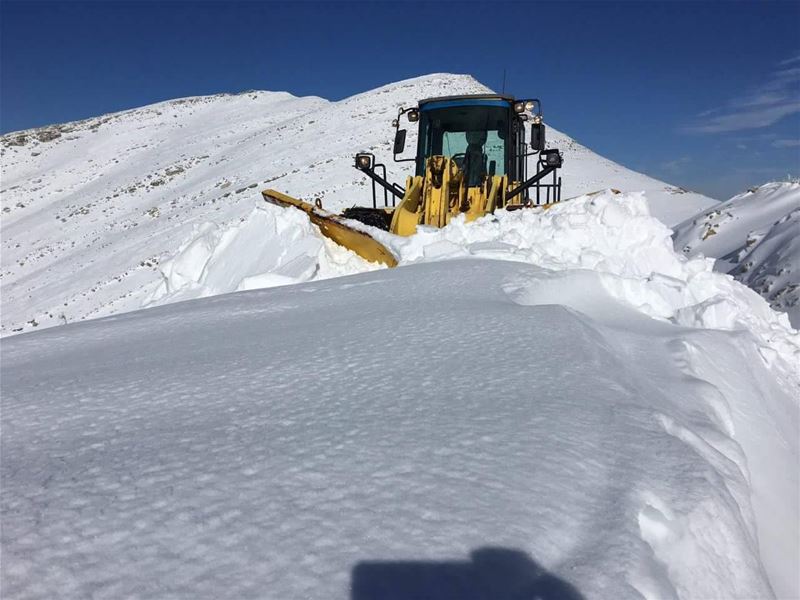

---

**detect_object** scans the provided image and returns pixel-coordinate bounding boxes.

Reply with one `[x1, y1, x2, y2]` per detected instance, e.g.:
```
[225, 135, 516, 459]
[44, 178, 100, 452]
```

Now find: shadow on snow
[351, 546, 585, 600]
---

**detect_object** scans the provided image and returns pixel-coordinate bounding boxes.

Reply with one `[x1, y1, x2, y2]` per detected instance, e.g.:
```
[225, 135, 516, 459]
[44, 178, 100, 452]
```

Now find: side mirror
[394, 129, 407, 155]
[531, 123, 546, 152]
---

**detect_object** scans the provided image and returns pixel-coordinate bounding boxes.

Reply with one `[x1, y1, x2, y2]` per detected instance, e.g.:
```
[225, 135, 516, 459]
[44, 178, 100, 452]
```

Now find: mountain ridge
[1, 73, 717, 336]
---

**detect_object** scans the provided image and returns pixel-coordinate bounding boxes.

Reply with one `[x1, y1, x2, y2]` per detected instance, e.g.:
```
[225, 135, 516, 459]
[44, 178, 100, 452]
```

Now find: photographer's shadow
[351, 546, 585, 600]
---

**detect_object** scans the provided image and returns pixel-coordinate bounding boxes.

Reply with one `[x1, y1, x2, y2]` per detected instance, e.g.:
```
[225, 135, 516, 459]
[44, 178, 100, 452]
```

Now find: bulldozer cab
[415, 98, 511, 187]
[343, 94, 564, 234]
[388, 95, 561, 205]
[263, 92, 565, 266]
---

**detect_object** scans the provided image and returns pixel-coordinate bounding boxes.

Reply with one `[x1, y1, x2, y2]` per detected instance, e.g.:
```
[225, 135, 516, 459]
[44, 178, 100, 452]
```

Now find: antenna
[501, 69, 507, 94]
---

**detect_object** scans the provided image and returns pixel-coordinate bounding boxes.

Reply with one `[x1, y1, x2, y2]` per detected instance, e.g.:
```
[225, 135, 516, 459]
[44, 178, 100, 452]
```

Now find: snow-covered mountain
[3, 192, 798, 600]
[4, 73, 800, 600]
[0, 74, 717, 337]
[674, 182, 800, 327]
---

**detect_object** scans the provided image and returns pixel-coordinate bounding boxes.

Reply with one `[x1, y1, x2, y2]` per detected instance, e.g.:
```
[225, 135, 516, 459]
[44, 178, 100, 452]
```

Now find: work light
[355, 154, 372, 169]
[543, 150, 562, 167]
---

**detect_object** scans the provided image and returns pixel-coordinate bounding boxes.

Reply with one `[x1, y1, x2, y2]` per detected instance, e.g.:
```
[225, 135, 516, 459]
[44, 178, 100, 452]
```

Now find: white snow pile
[147, 203, 377, 305]
[0, 73, 717, 337]
[154, 190, 799, 376]
[674, 181, 800, 327]
[2, 256, 798, 599]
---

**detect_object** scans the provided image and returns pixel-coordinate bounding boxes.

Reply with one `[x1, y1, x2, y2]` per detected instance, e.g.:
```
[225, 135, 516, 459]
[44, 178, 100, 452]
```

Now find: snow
[145, 205, 376, 306]
[1, 73, 717, 337]
[144, 191, 800, 372]
[2, 190, 798, 599]
[673, 181, 800, 326]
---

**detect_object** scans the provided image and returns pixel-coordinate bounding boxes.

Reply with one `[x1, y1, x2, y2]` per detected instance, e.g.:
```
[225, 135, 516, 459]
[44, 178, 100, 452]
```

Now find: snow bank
[152, 194, 800, 595]
[2, 259, 797, 599]
[154, 191, 799, 379]
[384, 191, 800, 378]
[9, 188, 795, 598]
[673, 181, 800, 327]
[146, 204, 377, 305]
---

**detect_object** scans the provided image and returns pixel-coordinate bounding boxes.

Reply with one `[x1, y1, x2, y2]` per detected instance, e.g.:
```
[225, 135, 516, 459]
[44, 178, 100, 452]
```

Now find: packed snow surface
[2, 191, 798, 600]
[674, 181, 800, 327]
[0, 73, 717, 336]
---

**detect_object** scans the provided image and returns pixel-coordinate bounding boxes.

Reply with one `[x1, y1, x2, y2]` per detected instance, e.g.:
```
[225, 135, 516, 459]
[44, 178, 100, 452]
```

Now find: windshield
[416, 104, 510, 182]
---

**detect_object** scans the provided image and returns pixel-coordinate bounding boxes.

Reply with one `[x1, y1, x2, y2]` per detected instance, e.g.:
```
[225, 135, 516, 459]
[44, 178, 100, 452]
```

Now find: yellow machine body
[263, 93, 570, 266]
[389, 156, 509, 236]
[262, 160, 546, 266]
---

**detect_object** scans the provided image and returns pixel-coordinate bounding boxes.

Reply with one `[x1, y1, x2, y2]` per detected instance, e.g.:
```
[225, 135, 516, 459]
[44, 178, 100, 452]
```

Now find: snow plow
[263, 94, 564, 266]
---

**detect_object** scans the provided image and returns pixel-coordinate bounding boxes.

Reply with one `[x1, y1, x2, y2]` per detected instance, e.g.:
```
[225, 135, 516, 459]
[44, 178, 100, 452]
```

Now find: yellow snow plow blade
[262, 189, 398, 268]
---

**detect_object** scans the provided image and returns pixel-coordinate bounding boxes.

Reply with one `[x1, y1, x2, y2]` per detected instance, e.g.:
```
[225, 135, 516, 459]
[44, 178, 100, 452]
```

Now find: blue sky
[2, 1, 798, 199]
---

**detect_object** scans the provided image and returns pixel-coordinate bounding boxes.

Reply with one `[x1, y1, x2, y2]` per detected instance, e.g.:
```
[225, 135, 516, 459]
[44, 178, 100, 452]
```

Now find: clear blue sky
[2, 1, 799, 199]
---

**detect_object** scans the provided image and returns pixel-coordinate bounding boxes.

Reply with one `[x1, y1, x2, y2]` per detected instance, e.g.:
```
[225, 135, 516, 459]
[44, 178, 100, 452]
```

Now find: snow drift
[673, 181, 800, 327]
[152, 191, 799, 374]
[146, 203, 376, 305]
[2, 265, 797, 600]
[2, 189, 798, 599]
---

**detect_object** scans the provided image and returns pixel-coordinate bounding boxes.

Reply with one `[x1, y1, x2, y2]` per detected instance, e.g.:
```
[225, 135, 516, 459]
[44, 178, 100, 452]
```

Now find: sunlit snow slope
[0, 74, 716, 336]
[2, 193, 798, 600]
[674, 181, 800, 327]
